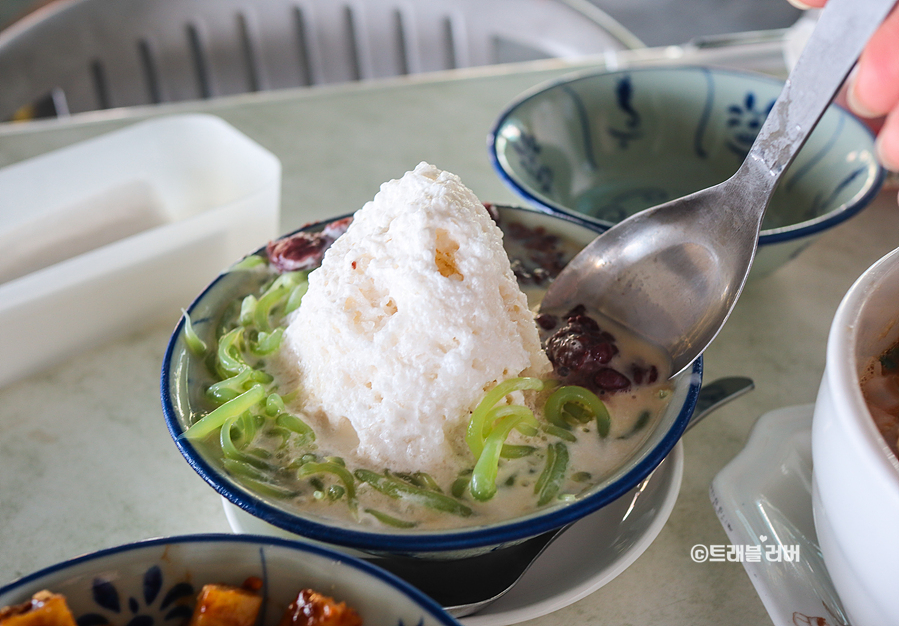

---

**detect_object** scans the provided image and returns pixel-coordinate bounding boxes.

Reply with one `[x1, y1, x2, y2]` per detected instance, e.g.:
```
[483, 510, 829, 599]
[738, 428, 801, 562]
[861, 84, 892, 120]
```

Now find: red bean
[542, 304, 647, 395]
[593, 368, 631, 391]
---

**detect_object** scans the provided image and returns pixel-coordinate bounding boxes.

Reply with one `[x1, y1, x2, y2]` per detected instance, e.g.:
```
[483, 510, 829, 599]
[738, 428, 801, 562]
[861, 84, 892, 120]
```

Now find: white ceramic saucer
[710, 405, 850, 626]
[225, 442, 683, 626]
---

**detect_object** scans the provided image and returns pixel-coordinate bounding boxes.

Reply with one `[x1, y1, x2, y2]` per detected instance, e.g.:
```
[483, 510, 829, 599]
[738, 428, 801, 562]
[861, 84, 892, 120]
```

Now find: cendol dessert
[179, 163, 673, 530]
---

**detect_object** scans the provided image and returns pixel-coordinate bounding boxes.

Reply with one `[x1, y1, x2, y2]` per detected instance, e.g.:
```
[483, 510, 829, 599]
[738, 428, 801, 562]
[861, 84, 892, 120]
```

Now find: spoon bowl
[539, 0, 896, 375]
[540, 177, 766, 376]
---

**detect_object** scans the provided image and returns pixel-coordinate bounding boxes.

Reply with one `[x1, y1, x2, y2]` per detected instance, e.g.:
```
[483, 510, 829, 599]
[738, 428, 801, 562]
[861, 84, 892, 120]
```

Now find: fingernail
[786, 0, 814, 9]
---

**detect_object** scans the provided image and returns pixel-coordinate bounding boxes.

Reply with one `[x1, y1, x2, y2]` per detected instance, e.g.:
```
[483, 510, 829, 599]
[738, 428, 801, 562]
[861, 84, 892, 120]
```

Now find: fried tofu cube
[0, 591, 77, 626]
[277, 589, 362, 626]
[187, 583, 263, 626]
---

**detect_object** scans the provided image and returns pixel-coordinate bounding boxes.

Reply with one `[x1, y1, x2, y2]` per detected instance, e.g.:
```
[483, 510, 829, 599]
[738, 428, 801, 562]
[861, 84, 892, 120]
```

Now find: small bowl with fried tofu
[0, 534, 460, 626]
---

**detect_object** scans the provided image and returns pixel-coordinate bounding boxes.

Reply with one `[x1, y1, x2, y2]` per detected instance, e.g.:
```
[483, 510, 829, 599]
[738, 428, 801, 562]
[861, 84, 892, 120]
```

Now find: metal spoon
[539, 0, 896, 377]
[367, 375, 754, 617]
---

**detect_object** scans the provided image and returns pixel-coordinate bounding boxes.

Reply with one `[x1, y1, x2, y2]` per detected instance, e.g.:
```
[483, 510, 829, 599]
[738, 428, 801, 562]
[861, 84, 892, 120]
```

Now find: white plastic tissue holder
[0, 114, 281, 388]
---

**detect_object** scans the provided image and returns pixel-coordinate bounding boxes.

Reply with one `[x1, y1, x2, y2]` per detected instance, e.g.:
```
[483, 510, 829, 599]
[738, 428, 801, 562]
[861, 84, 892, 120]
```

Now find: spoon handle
[685, 376, 754, 433]
[747, 0, 896, 184]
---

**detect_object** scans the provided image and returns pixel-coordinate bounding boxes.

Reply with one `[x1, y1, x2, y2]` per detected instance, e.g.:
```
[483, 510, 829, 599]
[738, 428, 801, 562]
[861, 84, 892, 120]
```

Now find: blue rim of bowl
[0, 533, 460, 625]
[160, 205, 703, 553]
[487, 64, 886, 247]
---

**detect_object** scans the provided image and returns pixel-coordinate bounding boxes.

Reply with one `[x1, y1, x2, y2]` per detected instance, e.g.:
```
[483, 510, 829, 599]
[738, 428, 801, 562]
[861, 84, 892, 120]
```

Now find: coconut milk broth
[188, 214, 674, 531]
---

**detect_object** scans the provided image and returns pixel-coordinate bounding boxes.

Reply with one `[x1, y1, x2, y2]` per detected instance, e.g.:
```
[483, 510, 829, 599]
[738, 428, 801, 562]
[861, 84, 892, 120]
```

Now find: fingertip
[848, 5, 899, 121]
[846, 67, 882, 120]
[785, 0, 821, 9]
[874, 112, 899, 173]
[876, 137, 899, 174]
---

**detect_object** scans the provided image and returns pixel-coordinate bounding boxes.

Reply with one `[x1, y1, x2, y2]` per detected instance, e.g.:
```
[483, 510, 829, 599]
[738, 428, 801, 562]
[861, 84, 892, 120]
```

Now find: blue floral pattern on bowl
[725, 92, 776, 158]
[76, 566, 195, 626]
[490, 65, 884, 279]
[607, 75, 642, 149]
[511, 131, 553, 195]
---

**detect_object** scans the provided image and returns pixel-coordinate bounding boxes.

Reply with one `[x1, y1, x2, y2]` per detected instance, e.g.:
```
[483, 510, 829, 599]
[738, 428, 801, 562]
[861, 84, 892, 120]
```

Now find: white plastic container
[0, 114, 281, 388]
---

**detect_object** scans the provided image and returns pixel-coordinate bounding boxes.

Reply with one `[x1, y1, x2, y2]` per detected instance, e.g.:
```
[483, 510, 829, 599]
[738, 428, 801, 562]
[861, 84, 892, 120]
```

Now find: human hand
[789, 0, 899, 174]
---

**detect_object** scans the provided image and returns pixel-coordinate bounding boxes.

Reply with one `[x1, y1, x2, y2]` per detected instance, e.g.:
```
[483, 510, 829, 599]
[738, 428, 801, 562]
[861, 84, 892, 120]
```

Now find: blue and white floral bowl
[490, 65, 885, 278]
[0, 534, 460, 626]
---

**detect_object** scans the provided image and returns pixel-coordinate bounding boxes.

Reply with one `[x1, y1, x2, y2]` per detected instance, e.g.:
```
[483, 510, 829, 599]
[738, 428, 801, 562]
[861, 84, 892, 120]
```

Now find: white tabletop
[1, 39, 897, 625]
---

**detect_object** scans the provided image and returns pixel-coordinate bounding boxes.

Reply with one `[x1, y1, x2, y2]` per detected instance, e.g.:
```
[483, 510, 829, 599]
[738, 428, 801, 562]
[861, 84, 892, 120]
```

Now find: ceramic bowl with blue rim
[0, 534, 460, 626]
[160, 205, 702, 558]
[489, 65, 885, 279]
